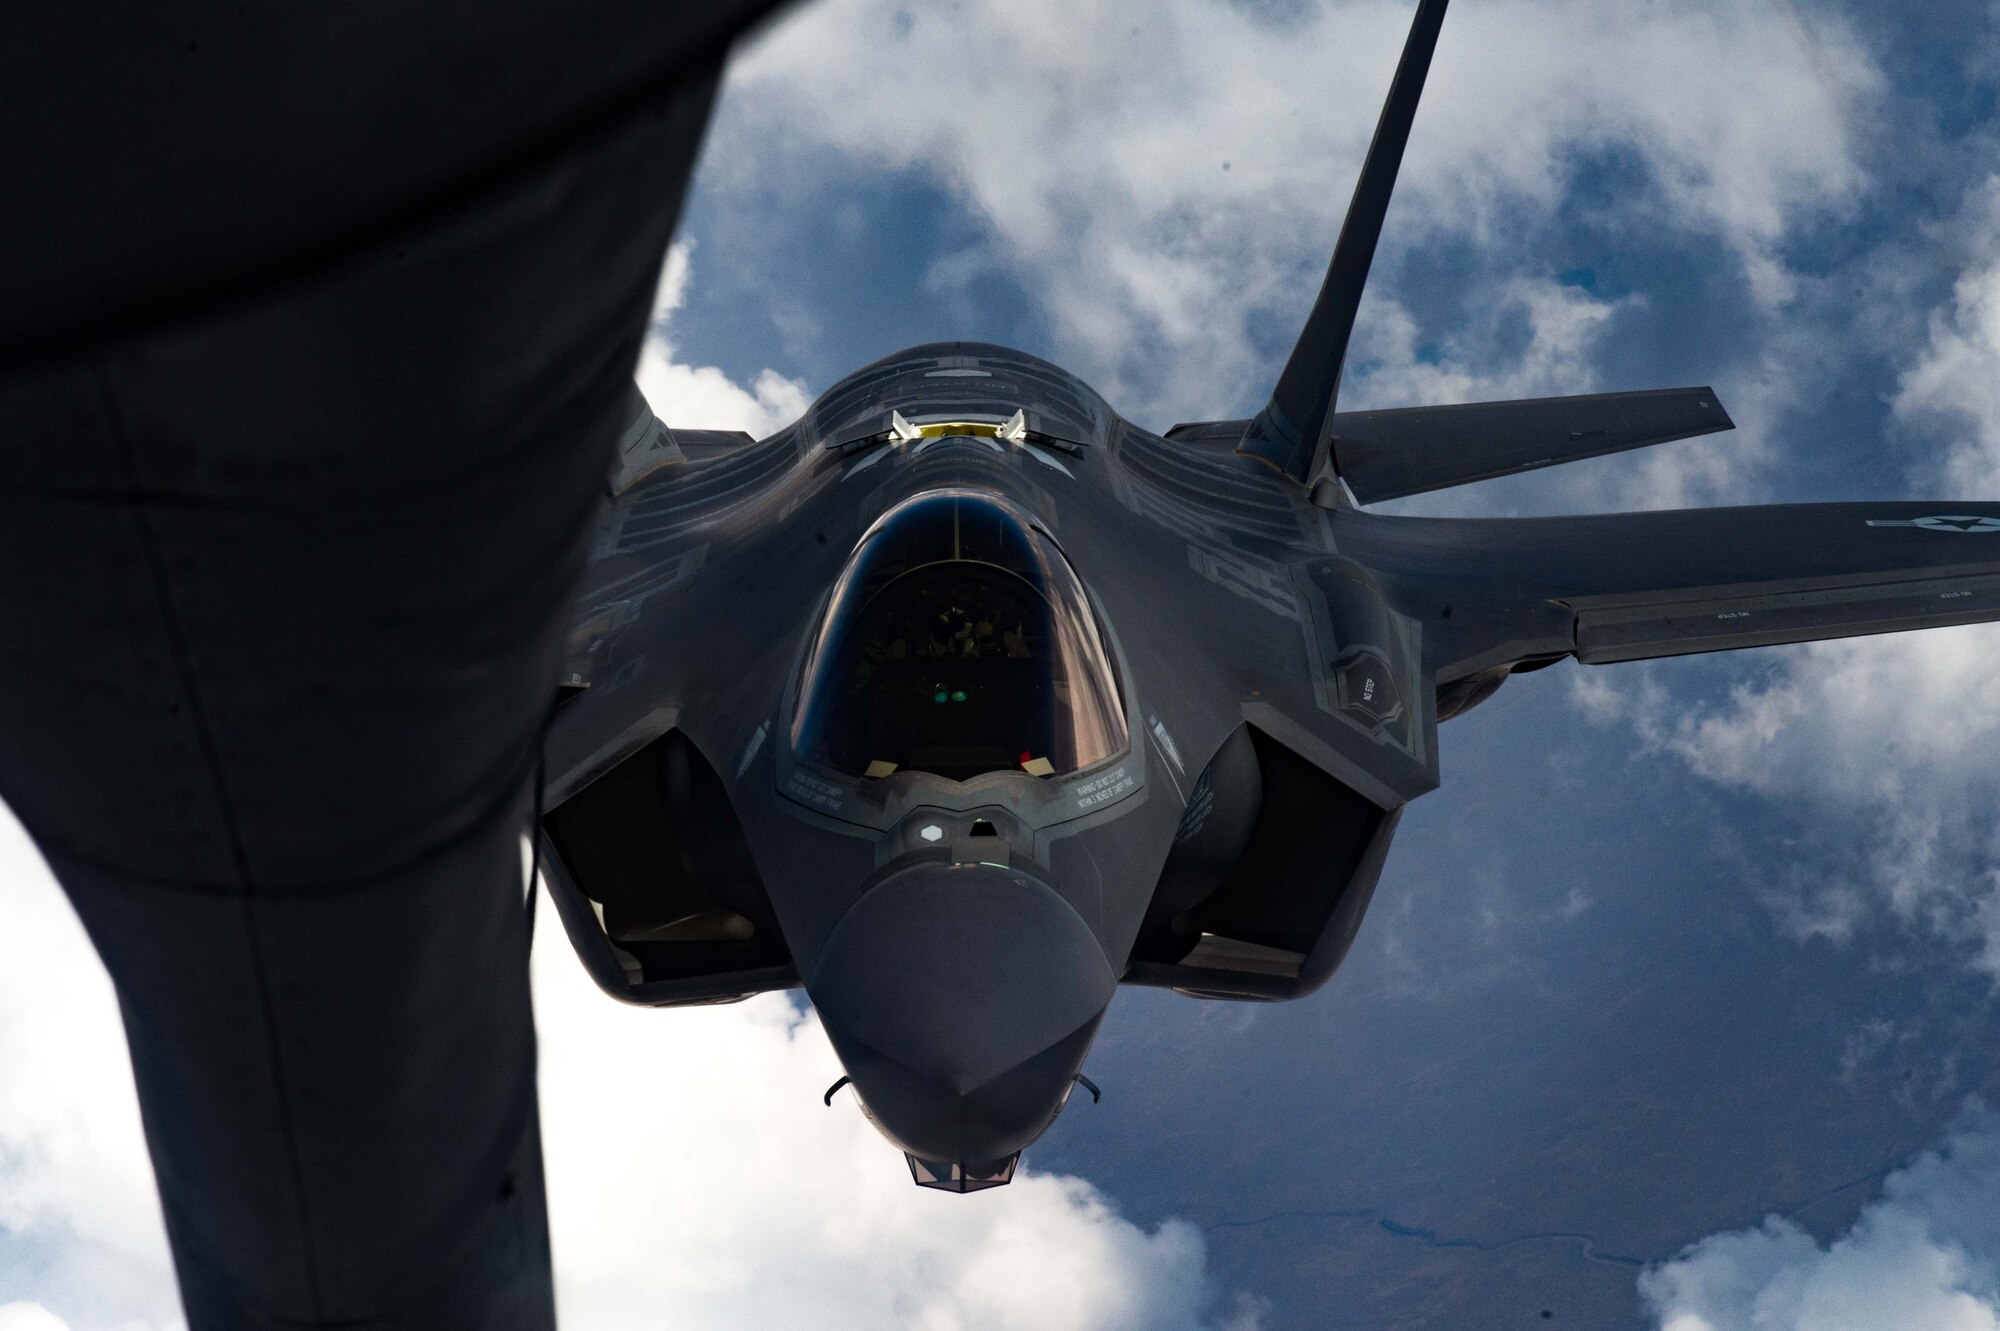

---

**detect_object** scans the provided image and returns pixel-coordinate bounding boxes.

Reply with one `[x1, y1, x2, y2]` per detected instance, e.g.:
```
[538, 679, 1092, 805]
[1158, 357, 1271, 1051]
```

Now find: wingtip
[1695, 387, 1736, 432]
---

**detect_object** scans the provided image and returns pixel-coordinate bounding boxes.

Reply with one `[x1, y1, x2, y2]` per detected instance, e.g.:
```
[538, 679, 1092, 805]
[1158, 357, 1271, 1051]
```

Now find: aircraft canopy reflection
[792, 490, 1128, 783]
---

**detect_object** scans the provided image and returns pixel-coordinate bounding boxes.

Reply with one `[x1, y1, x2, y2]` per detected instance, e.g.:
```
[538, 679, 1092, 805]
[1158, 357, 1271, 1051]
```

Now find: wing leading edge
[1382, 503, 2000, 668]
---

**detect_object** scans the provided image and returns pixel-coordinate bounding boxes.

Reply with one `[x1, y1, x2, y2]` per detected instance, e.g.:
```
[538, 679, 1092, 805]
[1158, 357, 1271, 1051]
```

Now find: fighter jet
[539, 0, 2000, 1191]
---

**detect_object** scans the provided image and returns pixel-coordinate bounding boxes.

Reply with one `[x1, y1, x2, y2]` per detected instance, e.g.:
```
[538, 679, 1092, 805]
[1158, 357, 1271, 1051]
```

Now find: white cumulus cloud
[1343, 276, 1621, 413]
[719, 0, 1879, 442]
[0, 807, 184, 1331]
[1571, 621, 2000, 978]
[635, 239, 812, 436]
[1641, 1100, 2000, 1331]
[1894, 175, 2000, 500]
[0, 1305, 78, 1331]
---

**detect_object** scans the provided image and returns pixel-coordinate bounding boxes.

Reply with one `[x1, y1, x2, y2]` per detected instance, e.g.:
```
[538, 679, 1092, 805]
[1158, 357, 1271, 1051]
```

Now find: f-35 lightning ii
[540, 0, 2000, 1191]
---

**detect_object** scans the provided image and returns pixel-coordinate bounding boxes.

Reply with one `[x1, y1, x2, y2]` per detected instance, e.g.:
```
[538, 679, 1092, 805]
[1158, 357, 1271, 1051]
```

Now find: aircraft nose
[806, 860, 1116, 1170]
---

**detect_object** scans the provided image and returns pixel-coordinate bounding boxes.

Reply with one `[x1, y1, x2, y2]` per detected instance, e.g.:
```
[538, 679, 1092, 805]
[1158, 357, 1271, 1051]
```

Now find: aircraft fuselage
[541, 342, 1433, 1185]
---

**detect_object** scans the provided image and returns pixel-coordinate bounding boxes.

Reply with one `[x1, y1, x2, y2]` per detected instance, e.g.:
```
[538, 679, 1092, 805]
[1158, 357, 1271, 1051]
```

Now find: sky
[5, 1, 2000, 1328]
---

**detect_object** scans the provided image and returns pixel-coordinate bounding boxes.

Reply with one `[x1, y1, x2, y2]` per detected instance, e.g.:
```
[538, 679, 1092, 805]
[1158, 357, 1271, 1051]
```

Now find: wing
[1379, 503, 2000, 668]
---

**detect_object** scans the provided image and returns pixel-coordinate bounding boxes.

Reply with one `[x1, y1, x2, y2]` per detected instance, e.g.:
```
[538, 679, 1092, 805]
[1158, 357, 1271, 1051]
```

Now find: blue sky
[6, 2, 2000, 1328]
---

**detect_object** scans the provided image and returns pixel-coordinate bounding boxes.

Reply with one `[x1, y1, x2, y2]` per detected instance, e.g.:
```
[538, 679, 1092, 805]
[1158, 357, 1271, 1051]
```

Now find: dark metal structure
[541, 0, 2000, 1189]
[0, 4, 783, 1327]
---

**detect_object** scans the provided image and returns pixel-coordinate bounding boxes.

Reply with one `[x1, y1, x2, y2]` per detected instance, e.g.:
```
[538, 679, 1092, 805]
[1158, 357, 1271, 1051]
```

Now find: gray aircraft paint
[539, 337, 2000, 1185]
[538, 0, 2000, 1190]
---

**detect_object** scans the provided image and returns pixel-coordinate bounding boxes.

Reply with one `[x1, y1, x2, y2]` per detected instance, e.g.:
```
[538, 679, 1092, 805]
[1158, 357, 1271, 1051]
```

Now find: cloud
[1640, 1100, 2000, 1330]
[718, 0, 1879, 432]
[0, 805, 184, 1331]
[0, 1306, 77, 1331]
[1658, 630, 2000, 810]
[1893, 175, 2000, 499]
[1572, 620, 2000, 979]
[635, 239, 812, 435]
[1343, 276, 1620, 413]
[1567, 144, 2000, 980]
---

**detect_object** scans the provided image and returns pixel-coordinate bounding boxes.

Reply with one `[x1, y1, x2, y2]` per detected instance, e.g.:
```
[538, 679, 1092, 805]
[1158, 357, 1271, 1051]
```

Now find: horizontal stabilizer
[1330, 387, 1734, 504]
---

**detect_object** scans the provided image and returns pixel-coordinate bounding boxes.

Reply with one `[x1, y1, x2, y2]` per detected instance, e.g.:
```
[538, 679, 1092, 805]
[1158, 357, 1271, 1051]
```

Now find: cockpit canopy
[791, 490, 1127, 783]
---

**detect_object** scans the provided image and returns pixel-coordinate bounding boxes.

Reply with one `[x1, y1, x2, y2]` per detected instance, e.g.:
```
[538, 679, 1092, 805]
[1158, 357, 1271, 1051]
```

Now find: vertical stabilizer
[1237, 0, 1449, 484]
